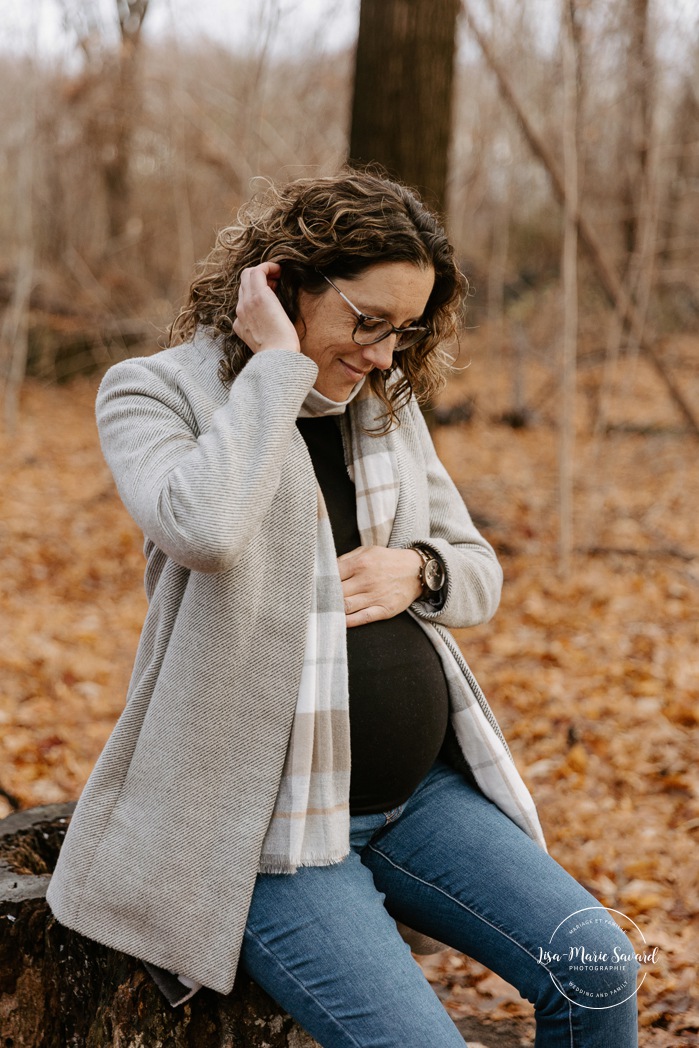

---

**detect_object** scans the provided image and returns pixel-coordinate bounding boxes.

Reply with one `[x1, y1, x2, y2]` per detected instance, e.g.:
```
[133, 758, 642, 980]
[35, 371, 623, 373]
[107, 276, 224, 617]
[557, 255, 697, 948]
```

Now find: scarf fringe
[258, 848, 350, 876]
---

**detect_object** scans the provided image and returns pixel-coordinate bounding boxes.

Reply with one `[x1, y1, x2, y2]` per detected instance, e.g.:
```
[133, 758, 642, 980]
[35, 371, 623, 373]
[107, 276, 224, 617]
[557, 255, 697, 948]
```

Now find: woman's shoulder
[97, 329, 224, 403]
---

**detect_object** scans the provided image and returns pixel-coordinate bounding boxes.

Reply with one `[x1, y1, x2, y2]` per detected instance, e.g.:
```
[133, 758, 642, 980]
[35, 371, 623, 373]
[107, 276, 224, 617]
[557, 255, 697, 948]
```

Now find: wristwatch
[411, 545, 446, 599]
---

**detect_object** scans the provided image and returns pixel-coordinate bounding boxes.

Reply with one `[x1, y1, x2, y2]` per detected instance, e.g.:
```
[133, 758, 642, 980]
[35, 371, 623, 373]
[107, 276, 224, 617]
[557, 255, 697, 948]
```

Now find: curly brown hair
[169, 169, 465, 431]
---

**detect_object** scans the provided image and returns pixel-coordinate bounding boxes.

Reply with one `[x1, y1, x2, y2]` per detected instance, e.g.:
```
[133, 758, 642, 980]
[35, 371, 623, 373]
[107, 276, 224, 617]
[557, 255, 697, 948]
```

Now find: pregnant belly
[347, 610, 450, 814]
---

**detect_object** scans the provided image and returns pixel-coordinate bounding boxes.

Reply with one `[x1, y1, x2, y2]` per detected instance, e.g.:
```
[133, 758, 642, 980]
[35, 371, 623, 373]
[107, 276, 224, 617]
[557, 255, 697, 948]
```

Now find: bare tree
[349, 0, 460, 215]
[559, 0, 580, 574]
[460, 0, 699, 436]
[2, 0, 698, 403]
[101, 0, 150, 243]
[1, 40, 37, 429]
[618, 0, 653, 263]
[60, 0, 150, 246]
[660, 56, 699, 283]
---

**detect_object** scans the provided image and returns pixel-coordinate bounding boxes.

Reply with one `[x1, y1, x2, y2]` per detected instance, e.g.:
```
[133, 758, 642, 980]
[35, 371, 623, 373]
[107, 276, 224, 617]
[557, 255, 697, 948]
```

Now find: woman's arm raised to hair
[96, 349, 318, 573]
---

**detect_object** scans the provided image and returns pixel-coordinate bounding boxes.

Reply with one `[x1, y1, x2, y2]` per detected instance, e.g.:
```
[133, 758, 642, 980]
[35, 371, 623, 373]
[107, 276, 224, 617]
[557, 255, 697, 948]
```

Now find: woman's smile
[340, 359, 370, 379]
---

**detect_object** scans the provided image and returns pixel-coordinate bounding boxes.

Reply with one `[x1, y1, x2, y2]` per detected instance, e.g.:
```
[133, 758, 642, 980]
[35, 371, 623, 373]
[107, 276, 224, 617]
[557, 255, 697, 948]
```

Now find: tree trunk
[619, 0, 652, 262]
[558, 0, 579, 576]
[349, 0, 460, 216]
[0, 21, 37, 431]
[0, 805, 319, 1047]
[101, 1, 150, 244]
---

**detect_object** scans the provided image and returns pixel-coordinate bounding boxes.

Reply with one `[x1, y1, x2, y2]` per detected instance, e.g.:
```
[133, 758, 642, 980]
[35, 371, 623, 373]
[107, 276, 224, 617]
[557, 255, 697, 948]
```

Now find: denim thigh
[241, 761, 639, 1048]
[362, 760, 639, 1048]
[240, 807, 466, 1048]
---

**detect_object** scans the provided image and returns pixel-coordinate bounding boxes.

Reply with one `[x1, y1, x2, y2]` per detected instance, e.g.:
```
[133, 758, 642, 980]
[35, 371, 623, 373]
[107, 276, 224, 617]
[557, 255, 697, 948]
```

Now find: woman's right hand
[233, 261, 301, 354]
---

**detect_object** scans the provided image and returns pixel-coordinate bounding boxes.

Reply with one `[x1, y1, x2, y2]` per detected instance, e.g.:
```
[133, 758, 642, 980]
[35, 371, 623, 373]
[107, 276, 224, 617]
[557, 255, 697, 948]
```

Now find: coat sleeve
[405, 400, 503, 629]
[95, 348, 319, 573]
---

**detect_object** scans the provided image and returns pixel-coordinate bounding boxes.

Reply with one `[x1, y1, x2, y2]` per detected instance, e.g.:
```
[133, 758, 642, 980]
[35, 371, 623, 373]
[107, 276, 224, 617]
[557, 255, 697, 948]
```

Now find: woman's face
[295, 261, 435, 402]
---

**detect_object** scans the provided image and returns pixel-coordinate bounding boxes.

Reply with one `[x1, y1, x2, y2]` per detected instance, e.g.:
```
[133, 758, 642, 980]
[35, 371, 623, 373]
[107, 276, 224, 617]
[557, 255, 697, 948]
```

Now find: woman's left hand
[338, 546, 423, 627]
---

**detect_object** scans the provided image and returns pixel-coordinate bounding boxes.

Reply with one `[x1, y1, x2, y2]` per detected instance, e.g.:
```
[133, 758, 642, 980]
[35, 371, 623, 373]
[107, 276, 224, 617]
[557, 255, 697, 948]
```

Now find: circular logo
[539, 906, 659, 1010]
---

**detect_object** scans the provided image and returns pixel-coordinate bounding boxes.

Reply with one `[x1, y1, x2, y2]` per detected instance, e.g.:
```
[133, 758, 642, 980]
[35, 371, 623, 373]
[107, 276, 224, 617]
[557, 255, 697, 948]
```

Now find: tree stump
[0, 804, 319, 1047]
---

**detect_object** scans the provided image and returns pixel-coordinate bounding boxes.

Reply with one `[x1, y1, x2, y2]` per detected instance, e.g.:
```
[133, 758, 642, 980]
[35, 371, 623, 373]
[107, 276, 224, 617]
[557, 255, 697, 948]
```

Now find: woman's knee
[532, 920, 641, 1016]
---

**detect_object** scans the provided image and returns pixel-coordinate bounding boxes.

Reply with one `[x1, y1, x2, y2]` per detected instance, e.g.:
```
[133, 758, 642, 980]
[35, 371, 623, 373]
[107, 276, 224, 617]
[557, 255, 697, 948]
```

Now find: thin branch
[460, 0, 699, 437]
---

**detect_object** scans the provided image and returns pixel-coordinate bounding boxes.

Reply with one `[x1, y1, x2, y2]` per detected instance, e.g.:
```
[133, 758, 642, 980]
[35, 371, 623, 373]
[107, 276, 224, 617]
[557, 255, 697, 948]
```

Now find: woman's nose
[361, 336, 396, 371]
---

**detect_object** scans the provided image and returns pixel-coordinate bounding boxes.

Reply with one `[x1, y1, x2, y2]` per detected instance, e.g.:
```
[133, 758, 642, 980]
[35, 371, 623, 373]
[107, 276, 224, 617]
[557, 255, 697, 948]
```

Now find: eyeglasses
[320, 274, 430, 351]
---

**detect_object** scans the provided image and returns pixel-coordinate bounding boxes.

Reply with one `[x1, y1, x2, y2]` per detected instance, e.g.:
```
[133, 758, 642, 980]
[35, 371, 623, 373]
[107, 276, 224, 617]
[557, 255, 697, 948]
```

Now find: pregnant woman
[48, 169, 639, 1047]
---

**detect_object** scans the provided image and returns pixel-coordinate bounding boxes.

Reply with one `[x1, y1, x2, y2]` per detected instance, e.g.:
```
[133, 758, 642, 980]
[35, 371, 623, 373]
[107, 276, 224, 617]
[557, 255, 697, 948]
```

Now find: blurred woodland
[0, 0, 698, 1045]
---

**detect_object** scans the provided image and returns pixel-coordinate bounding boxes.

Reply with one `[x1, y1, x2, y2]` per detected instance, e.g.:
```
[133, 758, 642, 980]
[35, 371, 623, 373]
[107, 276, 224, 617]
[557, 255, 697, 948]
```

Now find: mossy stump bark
[0, 804, 318, 1047]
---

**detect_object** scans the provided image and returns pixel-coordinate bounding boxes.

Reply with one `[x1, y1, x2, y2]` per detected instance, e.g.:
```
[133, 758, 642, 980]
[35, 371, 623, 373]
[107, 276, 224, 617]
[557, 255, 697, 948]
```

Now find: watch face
[424, 558, 445, 591]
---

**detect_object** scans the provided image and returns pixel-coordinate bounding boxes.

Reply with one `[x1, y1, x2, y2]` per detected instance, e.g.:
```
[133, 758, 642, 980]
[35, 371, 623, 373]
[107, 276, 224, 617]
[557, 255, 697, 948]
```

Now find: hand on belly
[337, 545, 423, 627]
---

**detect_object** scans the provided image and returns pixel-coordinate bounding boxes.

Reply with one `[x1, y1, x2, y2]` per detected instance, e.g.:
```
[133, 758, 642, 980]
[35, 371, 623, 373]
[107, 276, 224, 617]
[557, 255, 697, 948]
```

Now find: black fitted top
[297, 416, 450, 814]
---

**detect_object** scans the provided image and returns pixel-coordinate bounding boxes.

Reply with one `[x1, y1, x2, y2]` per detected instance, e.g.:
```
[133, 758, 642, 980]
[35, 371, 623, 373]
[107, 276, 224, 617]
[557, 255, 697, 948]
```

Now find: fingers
[342, 571, 389, 620]
[259, 259, 282, 279]
[242, 260, 282, 292]
[337, 545, 380, 581]
[233, 263, 300, 354]
[343, 591, 372, 615]
[344, 603, 389, 629]
[337, 551, 363, 583]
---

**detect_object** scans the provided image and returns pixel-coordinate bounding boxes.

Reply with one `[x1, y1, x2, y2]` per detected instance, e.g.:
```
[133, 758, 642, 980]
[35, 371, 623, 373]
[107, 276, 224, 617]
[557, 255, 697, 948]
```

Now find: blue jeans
[240, 760, 639, 1047]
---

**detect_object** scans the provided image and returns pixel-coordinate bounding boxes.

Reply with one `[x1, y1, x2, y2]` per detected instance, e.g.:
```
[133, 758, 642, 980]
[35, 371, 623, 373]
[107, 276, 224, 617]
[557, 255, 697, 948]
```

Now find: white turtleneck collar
[298, 377, 366, 418]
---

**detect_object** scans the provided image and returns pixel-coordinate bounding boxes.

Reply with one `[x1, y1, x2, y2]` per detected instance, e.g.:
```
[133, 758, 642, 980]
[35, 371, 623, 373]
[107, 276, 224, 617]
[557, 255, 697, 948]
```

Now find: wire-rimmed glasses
[320, 274, 430, 351]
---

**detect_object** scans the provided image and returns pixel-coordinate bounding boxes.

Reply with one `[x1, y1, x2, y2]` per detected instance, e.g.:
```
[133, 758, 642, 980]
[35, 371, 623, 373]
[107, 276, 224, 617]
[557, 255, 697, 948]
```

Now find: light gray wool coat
[47, 330, 543, 996]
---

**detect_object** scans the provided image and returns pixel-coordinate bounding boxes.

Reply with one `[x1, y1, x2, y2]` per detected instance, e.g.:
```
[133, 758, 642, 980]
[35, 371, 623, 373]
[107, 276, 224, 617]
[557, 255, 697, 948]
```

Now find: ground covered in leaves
[1, 334, 697, 1046]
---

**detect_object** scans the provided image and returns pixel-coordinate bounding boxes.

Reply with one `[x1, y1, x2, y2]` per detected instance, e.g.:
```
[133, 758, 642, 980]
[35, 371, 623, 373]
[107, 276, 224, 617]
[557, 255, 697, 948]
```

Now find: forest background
[0, 1, 697, 1045]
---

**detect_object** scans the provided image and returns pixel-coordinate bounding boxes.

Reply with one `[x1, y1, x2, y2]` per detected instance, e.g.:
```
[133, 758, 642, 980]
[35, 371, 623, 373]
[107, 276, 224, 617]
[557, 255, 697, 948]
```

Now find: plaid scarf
[258, 383, 399, 874]
[258, 382, 545, 876]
